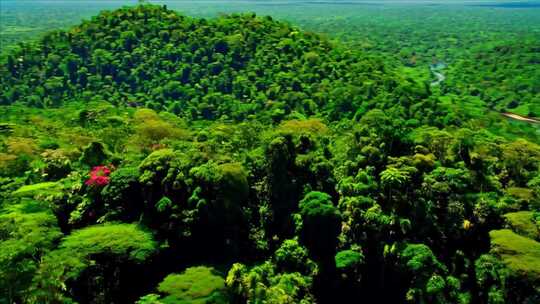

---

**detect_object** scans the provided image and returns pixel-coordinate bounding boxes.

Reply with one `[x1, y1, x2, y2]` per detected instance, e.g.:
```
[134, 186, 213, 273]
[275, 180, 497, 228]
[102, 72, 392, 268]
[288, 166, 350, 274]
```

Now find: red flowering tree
[85, 165, 112, 187]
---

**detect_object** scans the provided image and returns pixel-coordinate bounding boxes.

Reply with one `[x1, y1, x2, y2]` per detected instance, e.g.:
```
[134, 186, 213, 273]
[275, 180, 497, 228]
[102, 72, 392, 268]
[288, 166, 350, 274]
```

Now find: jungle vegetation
[0, 2, 539, 304]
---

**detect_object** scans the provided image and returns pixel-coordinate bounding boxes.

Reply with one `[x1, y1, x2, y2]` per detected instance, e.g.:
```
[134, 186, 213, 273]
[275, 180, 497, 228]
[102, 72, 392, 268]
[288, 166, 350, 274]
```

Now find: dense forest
[0, 3, 539, 304]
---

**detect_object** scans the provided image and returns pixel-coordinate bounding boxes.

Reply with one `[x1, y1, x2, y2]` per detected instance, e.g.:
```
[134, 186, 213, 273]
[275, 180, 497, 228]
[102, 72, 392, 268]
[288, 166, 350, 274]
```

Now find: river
[429, 62, 446, 86]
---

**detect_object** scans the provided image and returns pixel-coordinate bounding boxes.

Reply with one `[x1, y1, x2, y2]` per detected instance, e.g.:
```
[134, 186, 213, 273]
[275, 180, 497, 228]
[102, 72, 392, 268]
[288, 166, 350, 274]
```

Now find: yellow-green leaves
[489, 229, 540, 282]
[59, 223, 156, 262]
[143, 266, 228, 304]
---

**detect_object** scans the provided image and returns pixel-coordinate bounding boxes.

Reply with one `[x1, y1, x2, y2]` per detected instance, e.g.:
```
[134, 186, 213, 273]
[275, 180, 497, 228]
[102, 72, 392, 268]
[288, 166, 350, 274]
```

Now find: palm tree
[380, 167, 410, 203]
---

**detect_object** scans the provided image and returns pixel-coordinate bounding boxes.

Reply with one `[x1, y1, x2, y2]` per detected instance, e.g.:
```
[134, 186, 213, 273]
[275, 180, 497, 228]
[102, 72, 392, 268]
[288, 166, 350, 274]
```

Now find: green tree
[0, 202, 62, 303]
[380, 166, 411, 204]
[225, 261, 316, 304]
[297, 191, 341, 262]
[502, 139, 540, 185]
[101, 167, 142, 221]
[475, 254, 508, 304]
[79, 141, 111, 167]
[398, 243, 468, 304]
[29, 223, 156, 303]
[274, 238, 317, 275]
[141, 266, 229, 304]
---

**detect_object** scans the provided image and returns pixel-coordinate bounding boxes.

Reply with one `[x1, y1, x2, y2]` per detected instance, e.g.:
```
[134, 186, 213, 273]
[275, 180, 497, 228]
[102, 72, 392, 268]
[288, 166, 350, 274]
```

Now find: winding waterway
[429, 62, 446, 86]
[427, 61, 539, 124]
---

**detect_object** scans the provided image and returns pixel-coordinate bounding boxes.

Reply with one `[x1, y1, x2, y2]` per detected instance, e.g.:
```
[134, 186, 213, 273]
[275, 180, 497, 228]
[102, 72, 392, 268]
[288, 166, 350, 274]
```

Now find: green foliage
[156, 196, 173, 213]
[218, 163, 249, 204]
[489, 229, 540, 282]
[29, 223, 156, 302]
[12, 182, 62, 197]
[277, 119, 329, 136]
[502, 139, 540, 184]
[380, 167, 410, 189]
[139, 149, 178, 186]
[0, 201, 62, 303]
[265, 272, 315, 304]
[475, 254, 508, 304]
[423, 165, 471, 195]
[40, 149, 72, 180]
[58, 223, 156, 262]
[274, 238, 317, 275]
[398, 244, 470, 304]
[101, 166, 142, 220]
[29, 249, 88, 303]
[298, 191, 341, 260]
[335, 249, 364, 270]
[426, 275, 446, 295]
[137, 294, 164, 304]
[504, 211, 539, 240]
[0, 5, 396, 122]
[446, 42, 540, 118]
[79, 141, 111, 167]
[400, 243, 446, 274]
[225, 261, 315, 304]
[151, 266, 228, 304]
[101, 167, 140, 203]
[0, 3, 539, 304]
[133, 109, 188, 147]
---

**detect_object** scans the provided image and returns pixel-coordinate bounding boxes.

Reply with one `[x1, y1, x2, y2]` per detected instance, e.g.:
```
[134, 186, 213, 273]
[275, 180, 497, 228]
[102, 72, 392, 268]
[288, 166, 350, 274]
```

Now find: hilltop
[0, 5, 429, 123]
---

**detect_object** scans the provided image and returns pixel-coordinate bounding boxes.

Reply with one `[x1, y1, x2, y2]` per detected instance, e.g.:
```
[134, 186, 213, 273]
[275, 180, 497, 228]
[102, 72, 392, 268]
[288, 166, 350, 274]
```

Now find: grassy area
[490, 229, 540, 282]
[504, 211, 539, 240]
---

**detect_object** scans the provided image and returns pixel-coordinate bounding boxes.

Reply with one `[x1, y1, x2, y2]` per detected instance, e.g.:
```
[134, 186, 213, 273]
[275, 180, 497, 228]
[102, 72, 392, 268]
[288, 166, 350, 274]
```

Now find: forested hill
[0, 4, 429, 122]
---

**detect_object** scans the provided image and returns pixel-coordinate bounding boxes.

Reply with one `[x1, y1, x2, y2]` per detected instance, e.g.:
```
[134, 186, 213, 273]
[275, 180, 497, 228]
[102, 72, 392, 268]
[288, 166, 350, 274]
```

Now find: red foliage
[85, 165, 112, 187]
